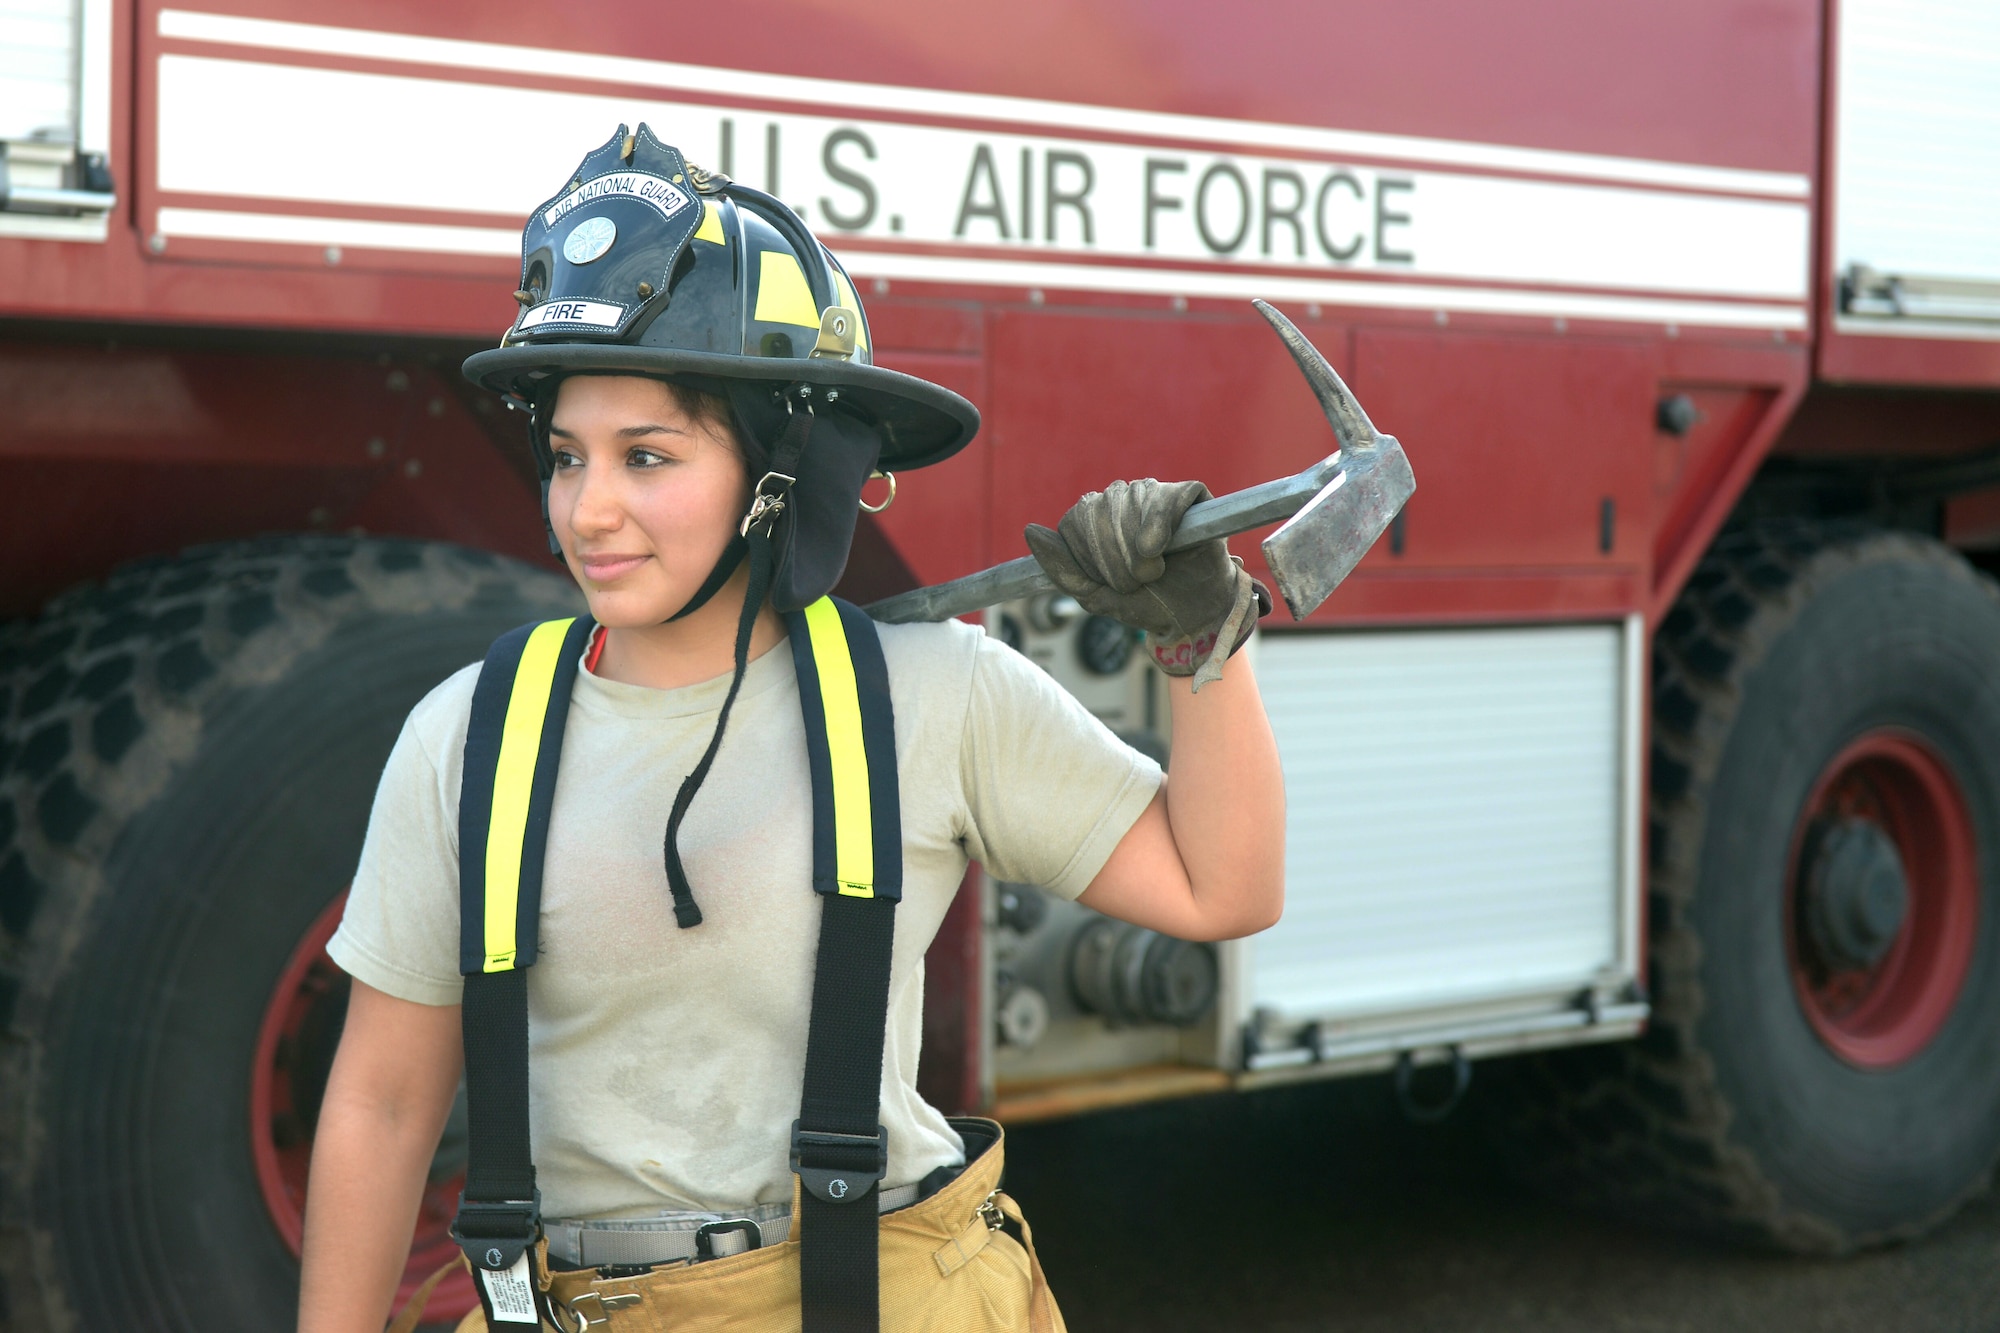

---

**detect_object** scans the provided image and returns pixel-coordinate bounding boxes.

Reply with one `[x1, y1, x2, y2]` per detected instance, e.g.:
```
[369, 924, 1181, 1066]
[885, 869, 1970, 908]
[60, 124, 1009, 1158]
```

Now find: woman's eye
[628, 448, 669, 468]
[551, 449, 582, 470]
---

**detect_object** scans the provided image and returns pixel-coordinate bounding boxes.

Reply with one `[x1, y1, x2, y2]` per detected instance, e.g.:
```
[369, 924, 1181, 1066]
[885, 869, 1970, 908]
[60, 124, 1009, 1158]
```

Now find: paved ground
[1001, 1073, 2000, 1333]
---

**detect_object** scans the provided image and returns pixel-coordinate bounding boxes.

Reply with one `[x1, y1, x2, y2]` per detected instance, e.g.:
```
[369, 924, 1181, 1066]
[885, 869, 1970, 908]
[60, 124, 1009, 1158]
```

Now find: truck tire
[0, 537, 579, 1332]
[1498, 522, 2000, 1252]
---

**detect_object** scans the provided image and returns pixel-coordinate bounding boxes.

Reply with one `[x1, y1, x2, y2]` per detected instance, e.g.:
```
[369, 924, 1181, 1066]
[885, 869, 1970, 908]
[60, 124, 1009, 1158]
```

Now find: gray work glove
[1025, 478, 1270, 691]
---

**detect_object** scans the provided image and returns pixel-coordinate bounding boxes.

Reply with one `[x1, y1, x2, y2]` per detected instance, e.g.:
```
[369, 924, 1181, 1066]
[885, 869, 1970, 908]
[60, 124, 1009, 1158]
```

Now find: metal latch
[811, 306, 860, 360]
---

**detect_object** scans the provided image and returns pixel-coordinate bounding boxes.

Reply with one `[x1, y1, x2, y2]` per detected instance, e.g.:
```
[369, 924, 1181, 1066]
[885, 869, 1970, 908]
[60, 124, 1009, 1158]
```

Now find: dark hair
[540, 373, 763, 475]
[658, 379, 769, 477]
[658, 379, 736, 449]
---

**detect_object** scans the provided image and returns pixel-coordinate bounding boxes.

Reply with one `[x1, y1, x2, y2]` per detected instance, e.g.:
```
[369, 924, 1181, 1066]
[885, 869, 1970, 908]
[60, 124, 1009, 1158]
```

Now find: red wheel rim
[1785, 730, 1980, 1069]
[250, 891, 475, 1321]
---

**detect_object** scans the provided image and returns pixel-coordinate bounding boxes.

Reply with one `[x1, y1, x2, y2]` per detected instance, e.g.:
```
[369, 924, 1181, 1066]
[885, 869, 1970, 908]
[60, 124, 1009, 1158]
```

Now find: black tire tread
[0, 536, 577, 1330]
[1494, 520, 1999, 1254]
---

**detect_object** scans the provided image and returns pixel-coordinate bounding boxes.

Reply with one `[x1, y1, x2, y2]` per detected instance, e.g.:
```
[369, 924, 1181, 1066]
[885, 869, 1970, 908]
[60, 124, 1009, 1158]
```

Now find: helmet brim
[463, 343, 978, 471]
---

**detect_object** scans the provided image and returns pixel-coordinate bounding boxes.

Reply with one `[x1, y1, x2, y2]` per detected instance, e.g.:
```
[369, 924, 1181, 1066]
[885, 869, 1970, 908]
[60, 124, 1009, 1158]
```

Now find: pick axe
[866, 299, 1416, 624]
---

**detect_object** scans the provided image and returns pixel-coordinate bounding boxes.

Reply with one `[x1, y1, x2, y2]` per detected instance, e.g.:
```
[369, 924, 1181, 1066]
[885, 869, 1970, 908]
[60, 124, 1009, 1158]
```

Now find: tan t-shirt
[329, 617, 1160, 1222]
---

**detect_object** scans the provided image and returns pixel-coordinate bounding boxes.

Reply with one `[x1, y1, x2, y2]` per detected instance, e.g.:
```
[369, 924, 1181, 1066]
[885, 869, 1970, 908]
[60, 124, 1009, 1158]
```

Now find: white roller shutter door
[0, 0, 114, 241]
[0, 0, 77, 143]
[1249, 622, 1641, 1061]
[1834, 0, 2000, 323]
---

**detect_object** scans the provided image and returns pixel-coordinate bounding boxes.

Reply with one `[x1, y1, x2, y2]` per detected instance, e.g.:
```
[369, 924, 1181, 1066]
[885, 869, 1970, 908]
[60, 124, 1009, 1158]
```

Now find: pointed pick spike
[1252, 299, 1379, 454]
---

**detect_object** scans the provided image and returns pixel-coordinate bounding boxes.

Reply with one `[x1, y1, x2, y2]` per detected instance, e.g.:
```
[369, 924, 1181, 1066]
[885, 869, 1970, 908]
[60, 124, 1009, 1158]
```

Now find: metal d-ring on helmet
[463, 122, 978, 928]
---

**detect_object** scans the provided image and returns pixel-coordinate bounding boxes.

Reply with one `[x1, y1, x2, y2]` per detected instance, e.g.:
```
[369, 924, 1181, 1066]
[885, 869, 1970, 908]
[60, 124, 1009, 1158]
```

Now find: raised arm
[1026, 478, 1286, 941]
[1080, 652, 1284, 940]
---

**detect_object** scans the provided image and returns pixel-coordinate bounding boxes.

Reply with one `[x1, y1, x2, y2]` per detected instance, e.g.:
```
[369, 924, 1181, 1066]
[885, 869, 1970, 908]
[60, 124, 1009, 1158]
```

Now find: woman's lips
[579, 553, 650, 582]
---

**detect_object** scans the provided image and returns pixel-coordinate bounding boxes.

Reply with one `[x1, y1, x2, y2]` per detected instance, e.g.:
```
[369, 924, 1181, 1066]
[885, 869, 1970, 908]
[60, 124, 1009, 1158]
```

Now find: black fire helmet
[463, 121, 979, 616]
[462, 124, 980, 929]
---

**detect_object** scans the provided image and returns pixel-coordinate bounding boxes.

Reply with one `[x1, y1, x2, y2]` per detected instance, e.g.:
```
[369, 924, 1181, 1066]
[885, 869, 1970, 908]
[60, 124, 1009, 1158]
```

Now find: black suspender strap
[785, 596, 903, 1333]
[458, 616, 593, 978]
[451, 616, 592, 1307]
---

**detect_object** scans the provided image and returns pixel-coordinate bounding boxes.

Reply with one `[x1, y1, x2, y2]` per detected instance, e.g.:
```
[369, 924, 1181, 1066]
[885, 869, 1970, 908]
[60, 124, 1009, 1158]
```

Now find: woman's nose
[561, 462, 625, 537]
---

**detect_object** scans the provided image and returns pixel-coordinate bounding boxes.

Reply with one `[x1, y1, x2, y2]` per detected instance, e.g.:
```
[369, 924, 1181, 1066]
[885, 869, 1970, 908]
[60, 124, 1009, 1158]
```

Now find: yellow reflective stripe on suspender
[483, 617, 575, 970]
[800, 597, 875, 897]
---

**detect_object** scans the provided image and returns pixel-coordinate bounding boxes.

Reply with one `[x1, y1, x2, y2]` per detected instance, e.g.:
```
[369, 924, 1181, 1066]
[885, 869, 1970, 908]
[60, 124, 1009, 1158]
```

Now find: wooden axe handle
[864, 453, 1342, 624]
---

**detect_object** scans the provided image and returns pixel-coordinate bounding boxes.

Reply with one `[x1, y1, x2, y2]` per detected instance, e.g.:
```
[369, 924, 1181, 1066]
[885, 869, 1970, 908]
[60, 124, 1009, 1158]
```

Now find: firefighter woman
[299, 125, 1284, 1333]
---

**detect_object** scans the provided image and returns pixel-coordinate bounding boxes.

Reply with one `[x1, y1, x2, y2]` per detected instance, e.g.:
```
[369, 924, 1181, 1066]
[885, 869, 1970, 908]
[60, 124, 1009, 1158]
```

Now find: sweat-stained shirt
[328, 617, 1161, 1223]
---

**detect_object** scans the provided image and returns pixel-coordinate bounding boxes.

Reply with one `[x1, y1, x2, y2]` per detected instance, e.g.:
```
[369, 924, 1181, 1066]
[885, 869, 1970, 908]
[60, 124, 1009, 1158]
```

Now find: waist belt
[546, 1181, 924, 1268]
[451, 593, 905, 1333]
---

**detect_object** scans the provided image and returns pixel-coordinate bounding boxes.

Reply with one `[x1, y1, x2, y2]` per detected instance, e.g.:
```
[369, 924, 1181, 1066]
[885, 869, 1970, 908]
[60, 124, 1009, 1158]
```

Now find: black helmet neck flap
[464, 123, 980, 927]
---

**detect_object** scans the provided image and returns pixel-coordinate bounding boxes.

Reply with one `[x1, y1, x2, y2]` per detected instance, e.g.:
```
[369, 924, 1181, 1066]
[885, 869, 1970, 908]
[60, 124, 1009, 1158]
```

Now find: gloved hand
[1025, 478, 1270, 690]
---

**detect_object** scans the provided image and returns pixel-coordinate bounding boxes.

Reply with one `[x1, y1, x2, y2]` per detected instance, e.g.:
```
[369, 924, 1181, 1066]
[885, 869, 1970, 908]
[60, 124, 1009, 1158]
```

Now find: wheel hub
[1803, 818, 1909, 969]
[252, 891, 475, 1321]
[1786, 730, 1980, 1069]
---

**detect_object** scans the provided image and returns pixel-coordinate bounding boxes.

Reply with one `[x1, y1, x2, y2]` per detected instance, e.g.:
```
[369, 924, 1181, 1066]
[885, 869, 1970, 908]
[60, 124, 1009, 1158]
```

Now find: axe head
[1252, 300, 1416, 619]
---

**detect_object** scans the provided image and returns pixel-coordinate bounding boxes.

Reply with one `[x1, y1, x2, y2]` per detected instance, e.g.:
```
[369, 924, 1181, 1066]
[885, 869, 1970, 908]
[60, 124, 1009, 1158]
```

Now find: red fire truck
[4, 0, 2000, 1325]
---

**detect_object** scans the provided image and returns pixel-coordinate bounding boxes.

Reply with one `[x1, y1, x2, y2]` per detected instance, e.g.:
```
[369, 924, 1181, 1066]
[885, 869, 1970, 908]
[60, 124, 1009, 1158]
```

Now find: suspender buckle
[451, 1191, 544, 1272]
[790, 1121, 889, 1204]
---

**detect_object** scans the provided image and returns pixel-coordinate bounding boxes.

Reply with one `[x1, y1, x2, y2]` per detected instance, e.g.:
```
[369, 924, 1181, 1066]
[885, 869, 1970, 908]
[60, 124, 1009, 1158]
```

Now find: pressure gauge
[1076, 615, 1136, 675]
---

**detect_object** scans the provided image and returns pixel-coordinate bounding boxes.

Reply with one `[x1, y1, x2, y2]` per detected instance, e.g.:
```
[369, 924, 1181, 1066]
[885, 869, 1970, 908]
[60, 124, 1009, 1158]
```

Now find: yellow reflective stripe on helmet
[754, 250, 821, 329]
[483, 617, 574, 970]
[693, 200, 724, 245]
[801, 597, 875, 896]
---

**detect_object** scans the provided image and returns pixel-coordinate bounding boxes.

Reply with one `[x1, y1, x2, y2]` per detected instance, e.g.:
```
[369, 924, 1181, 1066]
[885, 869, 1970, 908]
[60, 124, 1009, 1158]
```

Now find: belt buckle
[694, 1217, 763, 1261]
[789, 1121, 889, 1204]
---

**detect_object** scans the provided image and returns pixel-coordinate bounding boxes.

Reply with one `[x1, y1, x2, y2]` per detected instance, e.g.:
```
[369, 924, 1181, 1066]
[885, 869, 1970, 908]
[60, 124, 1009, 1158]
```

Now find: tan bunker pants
[393, 1121, 1063, 1333]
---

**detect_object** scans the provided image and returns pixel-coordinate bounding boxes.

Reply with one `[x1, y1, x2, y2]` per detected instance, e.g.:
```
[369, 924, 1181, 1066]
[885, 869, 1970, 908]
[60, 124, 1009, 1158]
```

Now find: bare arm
[298, 980, 463, 1333]
[1078, 649, 1285, 941]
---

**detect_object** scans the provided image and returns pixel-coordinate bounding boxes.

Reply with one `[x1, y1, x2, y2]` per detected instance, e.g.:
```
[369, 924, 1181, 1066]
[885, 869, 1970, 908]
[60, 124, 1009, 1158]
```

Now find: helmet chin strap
[664, 534, 748, 623]
[659, 532, 772, 928]
[658, 396, 815, 929]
